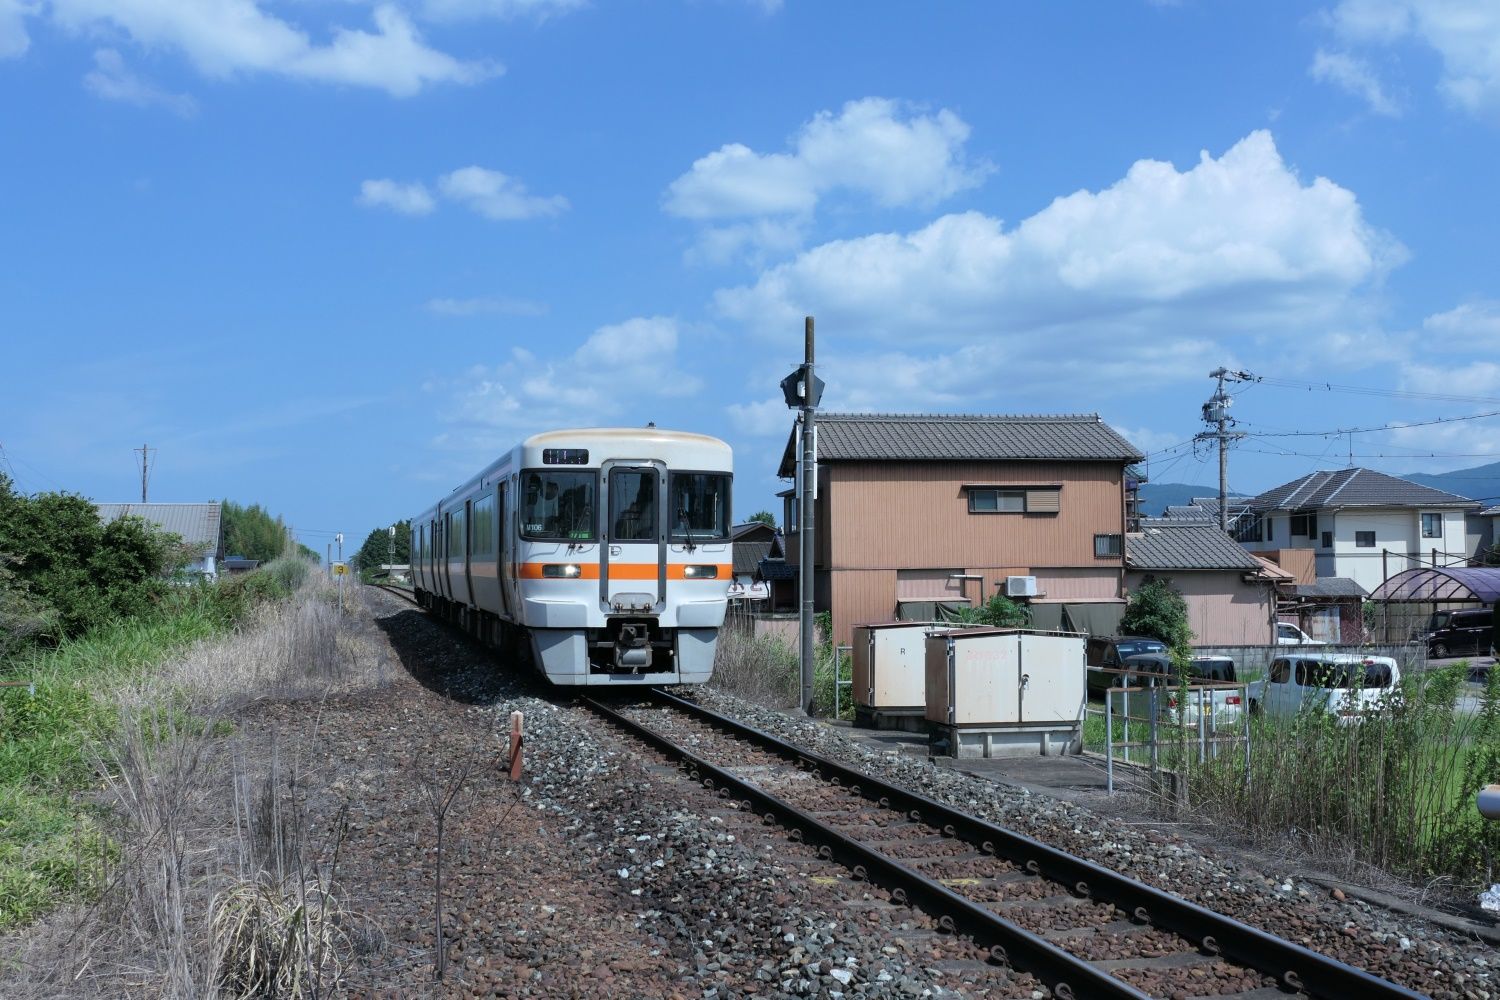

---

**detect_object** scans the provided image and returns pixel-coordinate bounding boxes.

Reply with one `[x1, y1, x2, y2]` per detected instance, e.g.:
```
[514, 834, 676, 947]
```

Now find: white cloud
[664, 97, 990, 222]
[1423, 301, 1500, 351]
[725, 398, 789, 437]
[1111, 425, 1186, 456]
[1328, 0, 1500, 118]
[1402, 361, 1500, 398]
[424, 295, 549, 317]
[83, 48, 198, 116]
[686, 218, 807, 267]
[1310, 48, 1400, 115]
[716, 131, 1404, 422]
[0, 0, 32, 58]
[358, 178, 436, 215]
[430, 317, 702, 444]
[421, 0, 585, 22]
[716, 131, 1402, 343]
[437, 166, 569, 220]
[48, 1, 493, 96]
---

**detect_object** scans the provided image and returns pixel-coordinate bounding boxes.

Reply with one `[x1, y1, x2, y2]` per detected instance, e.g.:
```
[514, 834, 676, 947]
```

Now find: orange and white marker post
[508, 711, 524, 781]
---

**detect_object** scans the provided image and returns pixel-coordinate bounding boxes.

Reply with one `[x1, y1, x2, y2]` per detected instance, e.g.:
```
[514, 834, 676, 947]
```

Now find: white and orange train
[411, 427, 733, 685]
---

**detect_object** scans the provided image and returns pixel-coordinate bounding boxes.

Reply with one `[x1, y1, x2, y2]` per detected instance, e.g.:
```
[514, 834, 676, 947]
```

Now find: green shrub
[955, 594, 1030, 628]
[1120, 578, 1194, 659]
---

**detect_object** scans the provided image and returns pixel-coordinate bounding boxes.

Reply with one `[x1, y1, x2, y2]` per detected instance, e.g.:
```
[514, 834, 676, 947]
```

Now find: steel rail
[582, 695, 1149, 1000]
[650, 690, 1424, 1000]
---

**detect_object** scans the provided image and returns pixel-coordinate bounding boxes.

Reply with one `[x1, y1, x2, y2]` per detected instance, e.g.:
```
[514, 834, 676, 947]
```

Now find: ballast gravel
[690, 687, 1499, 1000]
[273, 591, 1045, 998]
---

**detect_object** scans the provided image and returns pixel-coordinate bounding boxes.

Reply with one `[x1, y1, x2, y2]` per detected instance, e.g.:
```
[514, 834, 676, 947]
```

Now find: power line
[1247, 375, 1500, 407]
[1238, 407, 1500, 440]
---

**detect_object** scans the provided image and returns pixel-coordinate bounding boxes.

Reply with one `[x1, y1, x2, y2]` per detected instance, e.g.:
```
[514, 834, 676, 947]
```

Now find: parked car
[1424, 608, 1496, 659]
[1275, 622, 1325, 646]
[1251, 653, 1400, 721]
[1085, 635, 1169, 694]
[1109, 653, 1245, 725]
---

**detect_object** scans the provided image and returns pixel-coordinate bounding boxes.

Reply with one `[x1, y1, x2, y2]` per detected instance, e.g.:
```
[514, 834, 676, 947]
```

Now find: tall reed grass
[1189, 664, 1500, 888]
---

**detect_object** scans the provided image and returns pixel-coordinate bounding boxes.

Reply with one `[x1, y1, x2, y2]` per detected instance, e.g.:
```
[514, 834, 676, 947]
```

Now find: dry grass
[0, 580, 380, 999]
[709, 621, 799, 708]
[155, 578, 396, 711]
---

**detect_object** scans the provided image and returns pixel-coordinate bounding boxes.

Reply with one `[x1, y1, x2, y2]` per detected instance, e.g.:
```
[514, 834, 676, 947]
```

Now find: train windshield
[610, 468, 657, 541]
[521, 471, 596, 540]
[670, 473, 730, 541]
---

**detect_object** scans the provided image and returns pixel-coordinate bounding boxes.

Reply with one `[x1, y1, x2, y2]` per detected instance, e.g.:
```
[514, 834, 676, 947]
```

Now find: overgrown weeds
[1189, 663, 1500, 889]
[710, 613, 851, 717]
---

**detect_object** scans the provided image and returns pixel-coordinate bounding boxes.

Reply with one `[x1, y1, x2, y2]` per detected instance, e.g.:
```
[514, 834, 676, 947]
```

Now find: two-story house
[777, 413, 1144, 647]
[1235, 468, 1480, 594]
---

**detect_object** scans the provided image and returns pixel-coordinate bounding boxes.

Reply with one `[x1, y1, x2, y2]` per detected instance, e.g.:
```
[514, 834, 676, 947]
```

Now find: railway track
[369, 581, 419, 606]
[583, 690, 1426, 1000]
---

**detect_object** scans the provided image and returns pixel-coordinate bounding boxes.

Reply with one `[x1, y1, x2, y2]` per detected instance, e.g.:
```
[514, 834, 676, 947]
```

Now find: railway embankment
[7, 584, 1497, 997]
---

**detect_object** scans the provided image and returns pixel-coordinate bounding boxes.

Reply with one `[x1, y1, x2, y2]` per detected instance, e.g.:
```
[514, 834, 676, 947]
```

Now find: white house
[95, 502, 223, 580]
[1235, 469, 1479, 594]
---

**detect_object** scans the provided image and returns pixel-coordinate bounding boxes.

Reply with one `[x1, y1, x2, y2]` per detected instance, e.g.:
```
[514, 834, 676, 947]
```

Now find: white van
[1252, 653, 1400, 721]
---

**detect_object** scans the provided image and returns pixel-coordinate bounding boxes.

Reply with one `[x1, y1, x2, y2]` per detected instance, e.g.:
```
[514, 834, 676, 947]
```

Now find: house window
[1356, 530, 1375, 548]
[968, 488, 1024, 513]
[1421, 513, 1442, 538]
[1290, 512, 1317, 538]
[1094, 533, 1122, 558]
[1233, 516, 1263, 543]
[784, 496, 798, 533]
[1266, 517, 1273, 541]
[965, 486, 1060, 514]
[1321, 530, 1332, 548]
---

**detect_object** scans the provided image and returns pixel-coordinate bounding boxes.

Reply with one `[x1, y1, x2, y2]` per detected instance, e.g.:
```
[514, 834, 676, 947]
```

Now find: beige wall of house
[1125, 570, 1274, 646]
[793, 459, 1128, 647]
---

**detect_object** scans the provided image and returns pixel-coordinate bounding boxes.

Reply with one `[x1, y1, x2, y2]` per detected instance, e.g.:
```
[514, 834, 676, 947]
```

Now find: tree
[221, 500, 287, 562]
[746, 510, 776, 528]
[0, 474, 177, 642]
[1119, 578, 1194, 659]
[354, 521, 410, 572]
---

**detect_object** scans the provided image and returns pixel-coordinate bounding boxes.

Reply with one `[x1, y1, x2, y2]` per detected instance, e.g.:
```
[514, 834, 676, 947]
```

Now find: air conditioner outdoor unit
[1005, 575, 1038, 598]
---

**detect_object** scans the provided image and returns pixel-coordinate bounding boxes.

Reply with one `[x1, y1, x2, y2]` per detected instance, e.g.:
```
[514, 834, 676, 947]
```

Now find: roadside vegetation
[1, 475, 391, 996]
[1187, 664, 1500, 890]
[711, 610, 851, 716]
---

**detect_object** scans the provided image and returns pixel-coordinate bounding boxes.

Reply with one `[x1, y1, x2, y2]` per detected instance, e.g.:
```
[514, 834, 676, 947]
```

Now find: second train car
[411, 427, 733, 685]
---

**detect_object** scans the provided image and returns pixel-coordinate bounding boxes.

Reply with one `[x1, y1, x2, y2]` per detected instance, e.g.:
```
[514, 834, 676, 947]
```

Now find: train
[411, 427, 733, 685]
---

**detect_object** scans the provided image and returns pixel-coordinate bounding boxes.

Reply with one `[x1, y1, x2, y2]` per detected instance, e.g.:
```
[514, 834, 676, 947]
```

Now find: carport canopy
[1369, 567, 1500, 604]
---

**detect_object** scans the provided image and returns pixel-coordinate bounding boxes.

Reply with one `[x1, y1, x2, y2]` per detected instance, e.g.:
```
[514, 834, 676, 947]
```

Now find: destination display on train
[542, 448, 589, 465]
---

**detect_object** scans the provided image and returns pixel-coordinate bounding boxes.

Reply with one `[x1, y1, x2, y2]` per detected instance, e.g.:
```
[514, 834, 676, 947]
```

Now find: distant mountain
[1137, 483, 1246, 517]
[1401, 460, 1500, 508]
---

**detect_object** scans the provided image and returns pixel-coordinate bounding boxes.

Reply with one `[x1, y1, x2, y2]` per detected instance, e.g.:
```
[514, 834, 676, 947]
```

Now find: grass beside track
[0, 562, 306, 929]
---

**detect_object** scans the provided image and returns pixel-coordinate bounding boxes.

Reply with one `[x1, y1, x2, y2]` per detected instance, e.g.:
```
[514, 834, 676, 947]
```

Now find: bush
[1120, 578, 1193, 656]
[0, 476, 179, 648]
[955, 594, 1030, 628]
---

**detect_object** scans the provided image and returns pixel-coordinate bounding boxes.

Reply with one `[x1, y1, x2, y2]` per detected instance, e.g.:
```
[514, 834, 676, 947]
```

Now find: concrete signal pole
[780, 317, 826, 716]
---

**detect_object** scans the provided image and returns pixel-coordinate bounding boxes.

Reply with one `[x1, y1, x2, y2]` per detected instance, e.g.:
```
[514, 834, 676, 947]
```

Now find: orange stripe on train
[516, 563, 730, 580]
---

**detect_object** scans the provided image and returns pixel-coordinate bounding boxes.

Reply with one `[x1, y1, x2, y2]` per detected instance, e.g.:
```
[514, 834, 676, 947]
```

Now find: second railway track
[584, 690, 1426, 1000]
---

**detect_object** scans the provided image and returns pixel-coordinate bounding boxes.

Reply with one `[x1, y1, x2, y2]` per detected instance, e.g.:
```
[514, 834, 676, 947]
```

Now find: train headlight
[542, 563, 583, 579]
[683, 565, 718, 579]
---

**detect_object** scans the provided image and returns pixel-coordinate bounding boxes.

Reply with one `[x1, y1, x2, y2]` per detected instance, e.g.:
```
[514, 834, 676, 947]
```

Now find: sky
[3, 0, 1500, 555]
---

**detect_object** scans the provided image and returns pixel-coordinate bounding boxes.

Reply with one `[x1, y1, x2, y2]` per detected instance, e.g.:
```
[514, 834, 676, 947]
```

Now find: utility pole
[779, 317, 825, 715]
[1196, 369, 1249, 532]
[134, 443, 154, 502]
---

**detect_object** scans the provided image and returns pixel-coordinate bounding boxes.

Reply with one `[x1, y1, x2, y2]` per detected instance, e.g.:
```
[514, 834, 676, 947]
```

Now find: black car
[1426, 608, 1496, 659]
[1085, 635, 1169, 694]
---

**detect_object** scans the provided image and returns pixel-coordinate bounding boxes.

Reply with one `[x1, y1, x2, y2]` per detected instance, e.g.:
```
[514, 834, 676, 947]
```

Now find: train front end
[516, 428, 732, 685]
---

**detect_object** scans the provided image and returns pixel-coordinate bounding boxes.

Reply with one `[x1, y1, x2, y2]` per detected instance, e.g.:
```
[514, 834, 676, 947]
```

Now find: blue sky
[3, 0, 1499, 553]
